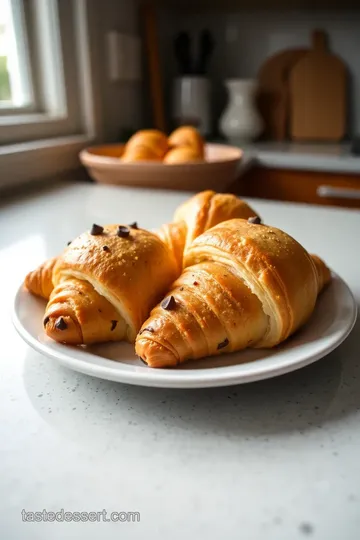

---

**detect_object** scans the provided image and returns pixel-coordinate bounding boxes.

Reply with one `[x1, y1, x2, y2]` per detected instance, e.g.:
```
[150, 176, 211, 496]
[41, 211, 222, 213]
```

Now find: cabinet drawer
[235, 167, 360, 209]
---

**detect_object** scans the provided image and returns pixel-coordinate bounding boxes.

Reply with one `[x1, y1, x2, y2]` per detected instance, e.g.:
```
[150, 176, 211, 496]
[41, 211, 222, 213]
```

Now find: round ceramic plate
[13, 273, 356, 389]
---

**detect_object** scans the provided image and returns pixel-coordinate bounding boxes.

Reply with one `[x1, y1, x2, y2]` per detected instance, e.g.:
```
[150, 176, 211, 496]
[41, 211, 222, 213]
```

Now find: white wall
[90, 0, 142, 142]
[161, 9, 360, 137]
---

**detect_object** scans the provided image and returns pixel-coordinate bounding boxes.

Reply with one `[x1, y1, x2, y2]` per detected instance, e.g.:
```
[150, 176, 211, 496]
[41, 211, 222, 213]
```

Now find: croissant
[122, 129, 169, 162]
[43, 224, 178, 345]
[163, 147, 203, 164]
[136, 218, 331, 368]
[168, 126, 204, 158]
[24, 256, 57, 299]
[121, 145, 162, 163]
[156, 190, 258, 269]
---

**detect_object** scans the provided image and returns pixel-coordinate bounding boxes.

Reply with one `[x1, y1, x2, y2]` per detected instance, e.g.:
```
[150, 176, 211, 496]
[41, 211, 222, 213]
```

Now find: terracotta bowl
[79, 143, 243, 191]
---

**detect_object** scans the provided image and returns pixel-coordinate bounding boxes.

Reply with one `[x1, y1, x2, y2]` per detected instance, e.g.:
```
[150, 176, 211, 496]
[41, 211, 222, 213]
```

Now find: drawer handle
[317, 185, 360, 200]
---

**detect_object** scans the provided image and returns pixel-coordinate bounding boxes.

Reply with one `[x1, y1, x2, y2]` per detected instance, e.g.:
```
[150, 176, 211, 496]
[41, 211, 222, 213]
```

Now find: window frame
[0, 0, 101, 189]
[0, 0, 91, 145]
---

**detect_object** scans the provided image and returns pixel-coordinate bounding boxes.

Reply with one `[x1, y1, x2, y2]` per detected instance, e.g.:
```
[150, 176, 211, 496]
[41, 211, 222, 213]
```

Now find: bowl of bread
[80, 126, 243, 191]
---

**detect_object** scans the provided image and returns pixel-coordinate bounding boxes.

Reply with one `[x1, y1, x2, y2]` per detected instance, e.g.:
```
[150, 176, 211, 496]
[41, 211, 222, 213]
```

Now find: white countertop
[236, 141, 360, 174]
[1, 181, 360, 540]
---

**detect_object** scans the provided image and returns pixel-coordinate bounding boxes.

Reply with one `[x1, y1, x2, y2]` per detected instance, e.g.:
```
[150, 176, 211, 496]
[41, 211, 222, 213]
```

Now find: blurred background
[1, 0, 360, 207]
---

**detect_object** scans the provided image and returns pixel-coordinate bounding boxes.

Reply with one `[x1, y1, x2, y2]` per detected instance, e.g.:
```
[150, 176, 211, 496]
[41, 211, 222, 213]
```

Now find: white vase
[220, 79, 262, 142]
[173, 77, 211, 136]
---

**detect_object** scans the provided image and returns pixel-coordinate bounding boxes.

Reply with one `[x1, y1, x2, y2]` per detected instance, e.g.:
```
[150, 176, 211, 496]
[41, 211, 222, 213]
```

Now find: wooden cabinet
[231, 167, 360, 209]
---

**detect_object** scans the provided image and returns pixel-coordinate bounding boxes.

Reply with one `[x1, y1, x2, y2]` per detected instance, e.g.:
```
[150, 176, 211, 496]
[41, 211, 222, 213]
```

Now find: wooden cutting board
[257, 48, 307, 140]
[289, 30, 347, 141]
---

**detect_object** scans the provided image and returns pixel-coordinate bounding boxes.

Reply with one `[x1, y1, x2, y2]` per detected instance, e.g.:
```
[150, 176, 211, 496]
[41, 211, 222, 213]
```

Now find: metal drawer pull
[317, 185, 360, 200]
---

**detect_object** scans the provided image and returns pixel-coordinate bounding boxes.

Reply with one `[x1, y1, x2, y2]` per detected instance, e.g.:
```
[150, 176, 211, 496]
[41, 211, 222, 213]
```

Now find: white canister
[220, 79, 262, 142]
[173, 77, 211, 136]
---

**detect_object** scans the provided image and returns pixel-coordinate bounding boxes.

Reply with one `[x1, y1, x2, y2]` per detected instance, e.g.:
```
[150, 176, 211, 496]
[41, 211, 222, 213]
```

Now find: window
[0, 0, 33, 110]
[0, 0, 97, 188]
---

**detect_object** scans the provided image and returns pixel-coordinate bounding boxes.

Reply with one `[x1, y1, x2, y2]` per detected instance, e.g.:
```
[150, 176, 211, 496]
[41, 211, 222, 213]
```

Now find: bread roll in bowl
[122, 145, 162, 163]
[168, 126, 204, 158]
[163, 146, 203, 164]
[124, 129, 169, 160]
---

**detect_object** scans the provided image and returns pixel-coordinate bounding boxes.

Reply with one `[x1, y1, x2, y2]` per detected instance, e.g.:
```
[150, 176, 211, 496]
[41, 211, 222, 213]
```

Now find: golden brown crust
[123, 129, 169, 161]
[173, 190, 258, 255]
[44, 278, 126, 344]
[136, 219, 331, 368]
[155, 191, 258, 273]
[24, 257, 58, 299]
[311, 254, 332, 293]
[163, 147, 203, 164]
[185, 219, 320, 344]
[168, 126, 204, 157]
[136, 261, 268, 367]
[51, 225, 178, 343]
[156, 221, 186, 274]
[121, 145, 162, 162]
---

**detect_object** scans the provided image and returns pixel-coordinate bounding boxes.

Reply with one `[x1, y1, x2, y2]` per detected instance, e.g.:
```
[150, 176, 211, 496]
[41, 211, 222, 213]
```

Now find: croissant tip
[43, 315, 83, 344]
[135, 337, 178, 369]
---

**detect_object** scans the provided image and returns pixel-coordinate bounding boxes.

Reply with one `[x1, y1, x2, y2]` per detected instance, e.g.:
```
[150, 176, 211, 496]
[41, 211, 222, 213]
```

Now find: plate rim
[12, 272, 357, 388]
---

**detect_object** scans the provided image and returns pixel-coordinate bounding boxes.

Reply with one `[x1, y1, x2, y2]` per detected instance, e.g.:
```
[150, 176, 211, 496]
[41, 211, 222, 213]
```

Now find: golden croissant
[136, 219, 331, 368]
[25, 257, 57, 300]
[122, 129, 169, 162]
[168, 126, 204, 158]
[156, 190, 257, 271]
[43, 224, 178, 345]
[163, 147, 203, 164]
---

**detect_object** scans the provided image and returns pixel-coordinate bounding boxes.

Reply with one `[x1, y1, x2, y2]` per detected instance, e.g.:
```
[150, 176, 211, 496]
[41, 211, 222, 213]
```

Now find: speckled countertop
[1, 181, 360, 540]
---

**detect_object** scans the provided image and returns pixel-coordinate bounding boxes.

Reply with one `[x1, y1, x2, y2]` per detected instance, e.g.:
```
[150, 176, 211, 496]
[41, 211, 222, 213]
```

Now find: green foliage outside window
[0, 56, 11, 101]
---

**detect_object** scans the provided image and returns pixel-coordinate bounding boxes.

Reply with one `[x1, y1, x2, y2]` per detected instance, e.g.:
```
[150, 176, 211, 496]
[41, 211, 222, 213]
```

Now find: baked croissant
[121, 145, 162, 163]
[136, 218, 331, 368]
[156, 190, 257, 270]
[122, 129, 169, 162]
[163, 147, 203, 164]
[168, 126, 204, 158]
[43, 224, 178, 344]
[24, 256, 57, 299]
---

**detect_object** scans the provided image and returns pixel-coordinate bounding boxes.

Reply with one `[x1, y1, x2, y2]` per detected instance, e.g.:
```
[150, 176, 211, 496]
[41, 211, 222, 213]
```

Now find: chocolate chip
[102, 245, 110, 252]
[248, 216, 261, 225]
[111, 320, 118, 331]
[193, 281, 199, 286]
[117, 225, 130, 238]
[90, 223, 104, 235]
[55, 317, 67, 330]
[217, 337, 229, 350]
[180, 287, 184, 291]
[139, 356, 147, 365]
[140, 326, 154, 335]
[43, 316, 50, 326]
[67, 241, 72, 246]
[161, 295, 176, 310]
[129, 222, 138, 229]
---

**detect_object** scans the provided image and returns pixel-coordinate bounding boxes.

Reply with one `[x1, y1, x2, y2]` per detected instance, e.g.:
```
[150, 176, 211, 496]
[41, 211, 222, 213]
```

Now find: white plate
[13, 273, 357, 389]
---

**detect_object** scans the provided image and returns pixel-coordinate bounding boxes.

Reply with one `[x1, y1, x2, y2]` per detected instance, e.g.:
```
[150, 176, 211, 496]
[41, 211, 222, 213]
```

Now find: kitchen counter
[1, 181, 360, 540]
[236, 141, 360, 174]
